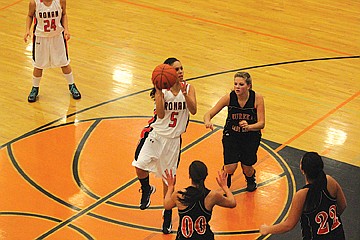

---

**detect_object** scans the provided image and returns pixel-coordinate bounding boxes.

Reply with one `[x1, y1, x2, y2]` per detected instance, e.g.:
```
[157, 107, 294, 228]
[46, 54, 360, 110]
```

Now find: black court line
[11, 117, 293, 238]
[253, 143, 295, 240]
[35, 178, 138, 239]
[8, 118, 357, 239]
[5, 124, 164, 234]
[0, 211, 94, 239]
[70, 118, 224, 210]
[7, 144, 81, 211]
[6, 117, 294, 237]
[185, 55, 360, 81]
[72, 119, 102, 196]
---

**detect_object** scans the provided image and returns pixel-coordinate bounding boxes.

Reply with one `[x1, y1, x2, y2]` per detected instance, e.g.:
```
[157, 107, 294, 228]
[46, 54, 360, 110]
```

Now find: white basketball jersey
[151, 84, 190, 138]
[34, 0, 64, 37]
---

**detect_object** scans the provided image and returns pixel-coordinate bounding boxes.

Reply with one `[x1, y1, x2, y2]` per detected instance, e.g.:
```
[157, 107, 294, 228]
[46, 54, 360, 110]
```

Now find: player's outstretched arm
[214, 170, 236, 208]
[203, 94, 229, 130]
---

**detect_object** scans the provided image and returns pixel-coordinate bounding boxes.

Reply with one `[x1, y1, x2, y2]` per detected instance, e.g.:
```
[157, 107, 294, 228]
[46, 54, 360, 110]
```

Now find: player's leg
[52, 34, 81, 99]
[28, 67, 43, 102]
[61, 65, 81, 99]
[241, 164, 257, 192]
[241, 133, 261, 192]
[222, 135, 239, 188]
[162, 181, 172, 234]
[28, 36, 48, 102]
[223, 163, 238, 188]
[132, 131, 158, 210]
[136, 167, 156, 210]
[159, 137, 180, 234]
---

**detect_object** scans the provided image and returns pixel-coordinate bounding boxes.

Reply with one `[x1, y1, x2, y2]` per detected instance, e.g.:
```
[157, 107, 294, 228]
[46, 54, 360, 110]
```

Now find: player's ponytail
[178, 160, 208, 206]
[301, 152, 327, 211]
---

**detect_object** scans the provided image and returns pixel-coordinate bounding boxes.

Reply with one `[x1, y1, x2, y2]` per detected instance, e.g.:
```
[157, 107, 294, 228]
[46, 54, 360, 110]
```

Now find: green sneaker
[69, 83, 81, 99]
[28, 87, 39, 102]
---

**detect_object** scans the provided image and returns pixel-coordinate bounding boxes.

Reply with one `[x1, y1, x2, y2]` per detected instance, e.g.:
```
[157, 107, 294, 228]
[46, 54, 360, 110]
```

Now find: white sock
[32, 76, 41, 87]
[63, 72, 74, 85]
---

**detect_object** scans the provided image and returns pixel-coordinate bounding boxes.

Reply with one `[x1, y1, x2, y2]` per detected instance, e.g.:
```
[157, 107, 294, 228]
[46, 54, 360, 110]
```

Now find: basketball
[151, 64, 178, 89]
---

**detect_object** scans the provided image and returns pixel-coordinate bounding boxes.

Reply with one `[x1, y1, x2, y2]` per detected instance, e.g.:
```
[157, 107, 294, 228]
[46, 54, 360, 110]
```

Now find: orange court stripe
[0, 0, 23, 11]
[275, 91, 360, 153]
[117, 0, 353, 55]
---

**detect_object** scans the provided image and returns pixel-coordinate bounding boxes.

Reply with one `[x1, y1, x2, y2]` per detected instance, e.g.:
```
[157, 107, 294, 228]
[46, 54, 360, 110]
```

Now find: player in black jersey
[260, 152, 347, 239]
[204, 72, 265, 191]
[163, 160, 236, 240]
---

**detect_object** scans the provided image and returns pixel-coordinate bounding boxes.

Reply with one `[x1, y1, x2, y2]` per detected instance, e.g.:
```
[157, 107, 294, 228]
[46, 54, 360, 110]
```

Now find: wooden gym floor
[0, 0, 359, 239]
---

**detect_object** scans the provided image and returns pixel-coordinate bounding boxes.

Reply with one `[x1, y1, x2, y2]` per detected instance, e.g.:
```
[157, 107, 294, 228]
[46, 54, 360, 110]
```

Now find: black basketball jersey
[300, 184, 345, 240]
[176, 188, 214, 240]
[224, 90, 259, 135]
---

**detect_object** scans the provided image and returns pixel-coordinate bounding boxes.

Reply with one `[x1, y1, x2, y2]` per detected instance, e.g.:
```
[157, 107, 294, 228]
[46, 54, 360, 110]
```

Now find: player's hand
[216, 170, 228, 189]
[24, 32, 30, 43]
[239, 120, 249, 132]
[154, 84, 161, 91]
[153, 85, 164, 98]
[204, 121, 214, 131]
[259, 224, 269, 235]
[180, 81, 188, 95]
[163, 169, 176, 187]
[64, 30, 70, 41]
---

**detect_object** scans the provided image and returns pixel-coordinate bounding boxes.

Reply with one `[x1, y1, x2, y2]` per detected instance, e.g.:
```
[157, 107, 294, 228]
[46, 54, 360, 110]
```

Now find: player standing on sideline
[203, 72, 265, 192]
[260, 152, 347, 239]
[24, 0, 81, 102]
[163, 160, 236, 240]
[132, 57, 197, 234]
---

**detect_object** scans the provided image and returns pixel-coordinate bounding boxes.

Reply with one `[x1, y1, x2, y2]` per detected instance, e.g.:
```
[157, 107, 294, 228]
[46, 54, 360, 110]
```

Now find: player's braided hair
[150, 58, 180, 99]
[178, 160, 208, 206]
[301, 152, 327, 211]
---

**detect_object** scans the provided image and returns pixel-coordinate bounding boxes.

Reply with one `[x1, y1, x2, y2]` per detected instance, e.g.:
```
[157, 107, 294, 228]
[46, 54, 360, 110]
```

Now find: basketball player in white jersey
[24, 0, 81, 102]
[132, 58, 197, 234]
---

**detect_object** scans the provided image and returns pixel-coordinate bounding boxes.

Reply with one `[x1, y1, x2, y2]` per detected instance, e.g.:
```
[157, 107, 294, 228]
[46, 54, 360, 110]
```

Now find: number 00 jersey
[176, 188, 213, 240]
[300, 184, 345, 240]
[150, 85, 190, 138]
[34, 0, 64, 37]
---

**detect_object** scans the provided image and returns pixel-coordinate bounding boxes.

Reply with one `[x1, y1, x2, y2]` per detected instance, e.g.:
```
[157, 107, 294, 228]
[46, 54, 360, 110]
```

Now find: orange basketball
[151, 64, 178, 89]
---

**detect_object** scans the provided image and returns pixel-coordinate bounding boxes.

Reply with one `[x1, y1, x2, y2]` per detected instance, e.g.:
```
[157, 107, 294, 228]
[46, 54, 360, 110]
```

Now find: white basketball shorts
[32, 34, 70, 69]
[132, 131, 180, 178]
